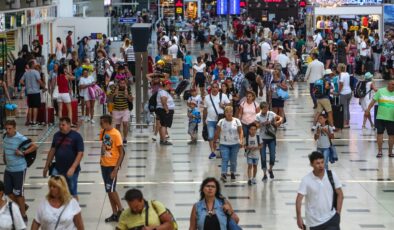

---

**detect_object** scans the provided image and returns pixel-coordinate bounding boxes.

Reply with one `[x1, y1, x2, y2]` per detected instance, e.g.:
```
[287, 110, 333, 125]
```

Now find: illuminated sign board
[217, 0, 228, 15]
[229, 0, 240, 15]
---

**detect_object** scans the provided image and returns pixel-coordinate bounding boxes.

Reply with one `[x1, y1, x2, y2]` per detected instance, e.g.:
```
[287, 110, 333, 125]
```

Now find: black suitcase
[175, 80, 189, 96]
[332, 96, 344, 129]
[183, 90, 191, 101]
[366, 59, 374, 73]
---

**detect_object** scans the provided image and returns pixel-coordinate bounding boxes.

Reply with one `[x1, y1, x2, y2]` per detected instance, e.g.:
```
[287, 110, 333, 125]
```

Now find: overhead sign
[314, 0, 382, 6]
[119, 17, 137, 24]
[216, 0, 228, 15]
[229, 0, 240, 15]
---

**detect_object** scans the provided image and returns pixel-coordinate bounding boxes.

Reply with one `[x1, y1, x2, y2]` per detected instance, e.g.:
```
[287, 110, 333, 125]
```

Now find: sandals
[376, 153, 383, 158]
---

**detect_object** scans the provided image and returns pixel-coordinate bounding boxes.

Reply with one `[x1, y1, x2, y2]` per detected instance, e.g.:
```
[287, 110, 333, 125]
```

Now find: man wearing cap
[156, 80, 175, 145]
[305, 52, 325, 109]
[311, 69, 335, 131]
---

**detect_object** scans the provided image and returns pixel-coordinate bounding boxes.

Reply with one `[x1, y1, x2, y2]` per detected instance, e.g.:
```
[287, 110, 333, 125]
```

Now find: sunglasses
[51, 175, 61, 180]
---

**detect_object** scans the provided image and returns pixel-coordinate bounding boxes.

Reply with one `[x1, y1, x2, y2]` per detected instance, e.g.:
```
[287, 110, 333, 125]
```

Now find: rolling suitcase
[332, 96, 344, 129]
[62, 99, 78, 124]
[175, 80, 189, 96]
[37, 93, 55, 125]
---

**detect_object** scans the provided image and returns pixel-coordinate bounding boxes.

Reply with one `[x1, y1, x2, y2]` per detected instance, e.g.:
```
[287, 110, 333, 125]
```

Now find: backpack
[148, 200, 178, 230]
[177, 46, 184, 59]
[313, 78, 327, 98]
[3, 134, 37, 167]
[148, 92, 158, 113]
[215, 29, 222, 37]
[354, 80, 371, 98]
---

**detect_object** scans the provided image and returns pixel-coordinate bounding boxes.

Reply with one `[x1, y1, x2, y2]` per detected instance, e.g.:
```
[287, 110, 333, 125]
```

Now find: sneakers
[311, 125, 317, 131]
[160, 140, 173, 145]
[220, 174, 227, 182]
[90, 119, 95, 124]
[230, 173, 236, 180]
[248, 179, 252, 186]
[123, 140, 127, 146]
[187, 140, 197, 145]
[152, 135, 157, 141]
[208, 152, 216, 159]
[262, 174, 268, 181]
[104, 214, 118, 223]
[268, 170, 274, 179]
[252, 178, 257, 184]
[85, 116, 90, 122]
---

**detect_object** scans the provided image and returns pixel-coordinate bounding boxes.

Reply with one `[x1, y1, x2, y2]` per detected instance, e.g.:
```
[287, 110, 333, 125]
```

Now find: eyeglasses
[205, 185, 216, 188]
[51, 175, 61, 180]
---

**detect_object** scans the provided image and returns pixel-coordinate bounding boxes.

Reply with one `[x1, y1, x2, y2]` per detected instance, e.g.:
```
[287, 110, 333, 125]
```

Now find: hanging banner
[217, 0, 228, 15]
[384, 5, 394, 32]
[229, 0, 240, 15]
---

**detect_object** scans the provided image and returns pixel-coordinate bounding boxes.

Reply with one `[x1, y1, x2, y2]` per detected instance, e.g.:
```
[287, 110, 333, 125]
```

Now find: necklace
[205, 199, 215, 216]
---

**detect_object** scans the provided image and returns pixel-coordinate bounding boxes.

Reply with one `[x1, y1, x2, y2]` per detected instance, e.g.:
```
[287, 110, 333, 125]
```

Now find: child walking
[314, 114, 335, 169]
[245, 124, 262, 185]
[187, 100, 201, 145]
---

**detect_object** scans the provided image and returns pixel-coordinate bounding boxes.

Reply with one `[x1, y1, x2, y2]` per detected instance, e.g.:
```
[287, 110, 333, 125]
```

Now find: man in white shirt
[313, 30, 323, 47]
[277, 46, 290, 73]
[168, 39, 179, 59]
[259, 38, 271, 67]
[359, 37, 369, 73]
[296, 151, 343, 230]
[209, 22, 217, 37]
[305, 53, 325, 109]
[203, 82, 230, 159]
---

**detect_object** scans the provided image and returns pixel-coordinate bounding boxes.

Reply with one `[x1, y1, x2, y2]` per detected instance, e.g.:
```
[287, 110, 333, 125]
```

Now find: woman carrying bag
[0, 180, 26, 230]
[31, 175, 84, 230]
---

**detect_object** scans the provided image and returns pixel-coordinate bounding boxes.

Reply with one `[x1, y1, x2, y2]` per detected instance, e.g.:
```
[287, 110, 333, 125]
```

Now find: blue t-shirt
[51, 130, 84, 174]
[4, 132, 29, 172]
[184, 55, 193, 67]
[189, 108, 201, 123]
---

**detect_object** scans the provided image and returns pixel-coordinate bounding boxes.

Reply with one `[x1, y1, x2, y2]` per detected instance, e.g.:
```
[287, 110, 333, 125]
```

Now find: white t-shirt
[168, 44, 179, 59]
[360, 41, 367, 56]
[217, 118, 242, 145]
[277, 54, 290, 68]
[193, 63, 206, 73]
[339, 72, 352, 95]
[35, 198, 81, 230]
[298, 171, 342, 227]
[157, 89, 175, 110]
[245, 134, 260, 159]
[188, 95, 203, 107]
[204, 93, 230, 122]
[79, 76, 95, 98]
[315, 125, 334, 149]
[209, 25, 217, 36]
[260, 42, 272, 60]
[255, 111, 277, 140]
[0, 200, 26, 230]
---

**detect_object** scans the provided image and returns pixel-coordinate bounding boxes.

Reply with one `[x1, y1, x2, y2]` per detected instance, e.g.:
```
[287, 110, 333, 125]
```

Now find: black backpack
[3, 134, 37, 167]
[148, 92, 158, 113]
[354, 80, 371, 98]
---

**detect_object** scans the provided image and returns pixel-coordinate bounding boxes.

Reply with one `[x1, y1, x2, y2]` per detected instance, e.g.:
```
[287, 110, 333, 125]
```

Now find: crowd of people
[0, 12, 393, 230]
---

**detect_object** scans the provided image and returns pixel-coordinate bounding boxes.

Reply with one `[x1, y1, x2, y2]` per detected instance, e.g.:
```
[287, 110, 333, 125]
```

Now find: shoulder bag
[49, 134, 68, 176]
[264, 113, 277, 138]
[220, 198, 242, 230]
[210, 93, 224, 122]
[9, 201, 15, 230]
[327, 170, 337, 211]
[55, 202, 69, 230]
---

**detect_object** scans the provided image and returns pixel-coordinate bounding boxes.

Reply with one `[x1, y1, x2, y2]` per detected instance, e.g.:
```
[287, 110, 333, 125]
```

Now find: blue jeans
[207, 121, 218, 141]
[309, 83, 317, 107]
[317, 148, 330, 170]
[260, 139, 276, 170]
[52, 167, 79, 196]
[242, 123, 252, 138]
[220, 144, 240, 174]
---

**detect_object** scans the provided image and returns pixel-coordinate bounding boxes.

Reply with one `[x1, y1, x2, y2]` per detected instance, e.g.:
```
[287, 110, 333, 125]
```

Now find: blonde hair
[46, 175, 72, 205]
[338, 63, 347, 73]
[224, 106, 233, 113]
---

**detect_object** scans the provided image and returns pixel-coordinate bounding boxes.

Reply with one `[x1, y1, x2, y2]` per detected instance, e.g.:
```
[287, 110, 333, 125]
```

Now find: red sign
[240, 1, 246, 7]
[299, 0, 306, 7]
[175, 0, 183, 7]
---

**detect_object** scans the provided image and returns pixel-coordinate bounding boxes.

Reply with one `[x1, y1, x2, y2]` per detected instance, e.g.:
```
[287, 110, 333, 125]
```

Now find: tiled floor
[1, 40, 393, 230]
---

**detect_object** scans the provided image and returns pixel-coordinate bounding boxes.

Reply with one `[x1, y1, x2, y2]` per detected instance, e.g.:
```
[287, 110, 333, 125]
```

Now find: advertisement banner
[217, 0, 228, 15]
[229, 0, 240, 15]
[384, 5, 394, 32]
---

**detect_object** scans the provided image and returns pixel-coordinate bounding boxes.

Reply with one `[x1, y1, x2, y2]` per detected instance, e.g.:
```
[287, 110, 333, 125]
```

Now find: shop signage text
[119, 17, 137, 24]
[229, 0, 240, 15]
[217, 0, 228, 15]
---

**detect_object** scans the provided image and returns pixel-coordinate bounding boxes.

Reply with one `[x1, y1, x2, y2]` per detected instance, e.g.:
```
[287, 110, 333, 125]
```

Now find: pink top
[240, 101, 258, 125]
[270, 50, 279, 63]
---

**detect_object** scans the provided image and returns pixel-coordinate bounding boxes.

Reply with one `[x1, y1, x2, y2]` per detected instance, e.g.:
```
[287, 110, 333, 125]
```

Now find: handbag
[329, 139, 338, 164]
[263, 114, 277, 138]
[227, 216, 242, 230]
[276, 88, 289, 100]
[202, 124, 208, 141]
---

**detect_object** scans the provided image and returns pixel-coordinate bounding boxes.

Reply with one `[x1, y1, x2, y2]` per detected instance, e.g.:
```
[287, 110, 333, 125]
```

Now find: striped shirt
[110, 88, 132, 111]
[125, 46, 135, 62]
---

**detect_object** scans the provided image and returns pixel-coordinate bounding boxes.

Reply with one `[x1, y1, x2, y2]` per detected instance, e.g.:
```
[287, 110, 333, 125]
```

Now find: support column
[142, 52, 149, 103]
[135, 52, 143, 124]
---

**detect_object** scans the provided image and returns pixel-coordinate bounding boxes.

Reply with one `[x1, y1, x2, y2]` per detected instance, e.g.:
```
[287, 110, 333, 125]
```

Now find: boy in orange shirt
[99, 114, 124, 222]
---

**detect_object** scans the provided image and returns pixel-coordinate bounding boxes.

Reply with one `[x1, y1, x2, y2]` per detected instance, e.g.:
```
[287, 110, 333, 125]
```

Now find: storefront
[313, 5, 383, 39]
[247, 0, 299, 23]
[184, 0, 200, 19]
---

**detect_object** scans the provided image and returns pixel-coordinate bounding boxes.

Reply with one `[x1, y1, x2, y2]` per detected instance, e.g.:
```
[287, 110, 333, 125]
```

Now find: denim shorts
[51, 167, 79, 196]
[247, 157, 259, 165]
[207, 121, 217, 140]
[101, 166, 117, 193]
